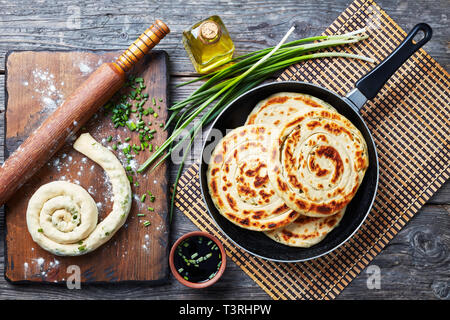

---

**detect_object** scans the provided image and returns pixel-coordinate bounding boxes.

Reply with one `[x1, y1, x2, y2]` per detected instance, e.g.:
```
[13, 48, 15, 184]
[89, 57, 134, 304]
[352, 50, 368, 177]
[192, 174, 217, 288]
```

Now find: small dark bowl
[199, 81, 378, 262]
[169, 231, 227, 288]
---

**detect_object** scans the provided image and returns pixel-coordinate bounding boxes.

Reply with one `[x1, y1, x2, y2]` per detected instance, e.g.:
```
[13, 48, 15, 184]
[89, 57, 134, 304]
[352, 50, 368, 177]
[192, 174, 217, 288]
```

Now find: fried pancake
[268, 108, 369, 217]
[207, 124, 300, 231]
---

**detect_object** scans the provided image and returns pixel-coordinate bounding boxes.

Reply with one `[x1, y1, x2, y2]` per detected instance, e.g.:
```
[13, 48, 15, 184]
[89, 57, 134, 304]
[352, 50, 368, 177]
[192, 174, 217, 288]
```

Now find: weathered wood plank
[339, 204, 450, 300]
[0, 0, 448, 300]
[0, 0, 448, 75]
[4, 51, 170, 284]
[0, 204, 447, 299]
[1, 74, 449, 299]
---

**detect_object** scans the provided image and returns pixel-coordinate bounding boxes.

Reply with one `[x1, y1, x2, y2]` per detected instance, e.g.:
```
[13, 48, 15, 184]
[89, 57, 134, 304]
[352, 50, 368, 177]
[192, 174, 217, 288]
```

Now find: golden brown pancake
[264, 208, 345, 247]
[246, 92, 336, 128]
[268, 108, 368, 217]
[207, 124, 300, 231]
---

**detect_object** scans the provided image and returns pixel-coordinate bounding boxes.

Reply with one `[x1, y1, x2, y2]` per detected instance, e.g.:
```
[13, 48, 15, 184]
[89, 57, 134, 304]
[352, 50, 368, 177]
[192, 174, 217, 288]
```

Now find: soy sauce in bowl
[169, 231, 226, 288]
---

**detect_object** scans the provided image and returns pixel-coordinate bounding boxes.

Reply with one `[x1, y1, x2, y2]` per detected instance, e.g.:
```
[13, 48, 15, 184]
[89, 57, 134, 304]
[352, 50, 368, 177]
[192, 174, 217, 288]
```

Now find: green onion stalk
[137, 27, 374, 221]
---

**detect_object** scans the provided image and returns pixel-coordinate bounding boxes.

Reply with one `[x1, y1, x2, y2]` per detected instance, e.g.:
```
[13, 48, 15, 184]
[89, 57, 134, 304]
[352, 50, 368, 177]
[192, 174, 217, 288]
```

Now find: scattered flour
[31, 68, 64, 112]
[78, 62, 93, 76]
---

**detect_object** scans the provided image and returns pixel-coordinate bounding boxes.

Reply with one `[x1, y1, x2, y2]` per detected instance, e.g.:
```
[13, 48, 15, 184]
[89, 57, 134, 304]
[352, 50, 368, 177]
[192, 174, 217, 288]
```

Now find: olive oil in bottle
[182, 15, 235, 74]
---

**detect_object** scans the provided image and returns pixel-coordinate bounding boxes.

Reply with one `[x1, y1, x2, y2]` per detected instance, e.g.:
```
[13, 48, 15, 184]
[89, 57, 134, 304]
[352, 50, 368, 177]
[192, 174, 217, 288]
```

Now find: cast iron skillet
[199, 23, 432, 262]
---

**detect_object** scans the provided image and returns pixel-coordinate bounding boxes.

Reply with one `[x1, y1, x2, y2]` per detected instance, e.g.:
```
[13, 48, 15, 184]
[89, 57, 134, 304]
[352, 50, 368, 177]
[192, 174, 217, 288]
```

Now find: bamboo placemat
[175, 0, 450, 300]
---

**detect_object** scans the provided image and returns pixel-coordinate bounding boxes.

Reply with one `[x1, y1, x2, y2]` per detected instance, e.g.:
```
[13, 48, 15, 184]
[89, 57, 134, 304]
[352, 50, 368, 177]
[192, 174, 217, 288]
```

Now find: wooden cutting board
[4, 50, 170, 284]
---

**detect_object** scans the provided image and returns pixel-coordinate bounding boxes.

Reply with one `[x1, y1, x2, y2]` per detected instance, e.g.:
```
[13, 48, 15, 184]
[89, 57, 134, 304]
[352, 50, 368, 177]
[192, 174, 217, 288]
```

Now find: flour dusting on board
[31, 68, 64, 112]
[8, 51, 169, 282]
[78, 62, 93, 75]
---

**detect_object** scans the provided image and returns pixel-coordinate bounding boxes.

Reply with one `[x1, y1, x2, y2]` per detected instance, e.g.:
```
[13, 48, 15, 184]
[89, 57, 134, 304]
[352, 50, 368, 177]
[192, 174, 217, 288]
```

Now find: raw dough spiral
[268, 108, 368, 217]
[26, 133, 132, 256]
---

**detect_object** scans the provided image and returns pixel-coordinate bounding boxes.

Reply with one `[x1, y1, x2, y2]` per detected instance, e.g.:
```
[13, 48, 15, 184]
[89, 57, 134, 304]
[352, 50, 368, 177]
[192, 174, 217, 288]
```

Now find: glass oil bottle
[182, 15, 235, 74]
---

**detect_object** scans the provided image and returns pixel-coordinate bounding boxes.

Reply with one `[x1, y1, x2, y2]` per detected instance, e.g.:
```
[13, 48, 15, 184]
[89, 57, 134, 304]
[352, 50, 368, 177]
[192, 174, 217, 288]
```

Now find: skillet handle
[347, 23, 432, 109]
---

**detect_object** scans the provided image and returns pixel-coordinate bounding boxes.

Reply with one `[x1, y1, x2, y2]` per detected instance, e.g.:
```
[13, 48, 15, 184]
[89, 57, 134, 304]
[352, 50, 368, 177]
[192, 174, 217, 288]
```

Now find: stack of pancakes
[207, 92, 369, 247]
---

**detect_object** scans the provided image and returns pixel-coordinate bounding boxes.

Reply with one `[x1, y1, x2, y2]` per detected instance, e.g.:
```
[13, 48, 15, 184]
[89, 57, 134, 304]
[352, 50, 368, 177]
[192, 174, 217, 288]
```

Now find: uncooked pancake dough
[26, 133, 132, 256]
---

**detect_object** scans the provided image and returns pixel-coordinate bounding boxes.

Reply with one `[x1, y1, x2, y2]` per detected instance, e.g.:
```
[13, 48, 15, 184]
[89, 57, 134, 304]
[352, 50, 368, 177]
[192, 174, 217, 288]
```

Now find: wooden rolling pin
[0, 20, 170, 206]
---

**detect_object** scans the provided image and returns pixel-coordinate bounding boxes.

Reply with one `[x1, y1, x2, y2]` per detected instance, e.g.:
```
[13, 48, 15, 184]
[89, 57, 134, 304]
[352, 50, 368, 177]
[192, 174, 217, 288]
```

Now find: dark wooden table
[0, 0, 448, 300]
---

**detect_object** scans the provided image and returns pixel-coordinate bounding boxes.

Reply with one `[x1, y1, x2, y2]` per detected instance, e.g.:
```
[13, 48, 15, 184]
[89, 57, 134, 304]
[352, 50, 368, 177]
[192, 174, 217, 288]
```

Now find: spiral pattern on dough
[26, 133, 132, 256]
[207, 124, 300, 231]
[268, 108, 369, 217]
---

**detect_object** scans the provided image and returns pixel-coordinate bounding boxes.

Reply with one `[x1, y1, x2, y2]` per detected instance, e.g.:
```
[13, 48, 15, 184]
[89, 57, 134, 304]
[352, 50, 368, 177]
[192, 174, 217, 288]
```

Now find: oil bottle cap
[199, 20, 221, 44]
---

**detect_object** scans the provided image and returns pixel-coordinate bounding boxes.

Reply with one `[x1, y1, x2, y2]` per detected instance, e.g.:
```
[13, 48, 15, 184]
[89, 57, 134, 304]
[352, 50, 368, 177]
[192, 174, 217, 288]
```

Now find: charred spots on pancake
[254, 174, 269, 188]
[252, 210, 265, 220]
[293, 95, 322, 108]
[236, 159, 275, 206]
[319, 109, 332, 119]
[269, 204, 288, 215]
[239, 162, 247, 175]
[258, 190, 273, 203]
[286, 116, 305, 128]
[277, 177, 288, 192]
[325, 216, 337, 228]
[226, 194, 238, 211]
[283, 142, 294, 163]
[317, 134, 328, 143]
[210, 179, 218, 195]
[315, 145, 343, 184]
[247, 113, 257, 124]
[237, 184, 256, 198]
[240, 217, 250, 226]
[308, 156, 329, 178]
[245, 162, 266, 177]
[306, 120, 321, 130]
[295, 215, 317, 224]
[266, 96, 289, 107]
[310, 199, 346, 216]
[287, 173, 303, 190]
[288, 210, 298, 218]
[308, 139, 317, 147]
[281, 229, 294, 241]
[323, 122, 353, 140]
[210, 168, 219, 176]
[295, 199, 308, 210]
[354, 149, 367, 171]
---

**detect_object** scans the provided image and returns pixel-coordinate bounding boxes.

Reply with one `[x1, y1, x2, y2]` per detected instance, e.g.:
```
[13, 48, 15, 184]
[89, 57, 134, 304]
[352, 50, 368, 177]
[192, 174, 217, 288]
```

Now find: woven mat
[175, 0, 450, 300]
